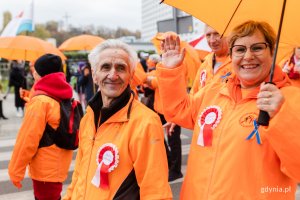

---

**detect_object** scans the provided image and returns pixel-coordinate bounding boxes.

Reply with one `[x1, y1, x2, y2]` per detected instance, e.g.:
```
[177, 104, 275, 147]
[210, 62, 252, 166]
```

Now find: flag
[1, 0, 34, 37]
[189, 34, 211, 52]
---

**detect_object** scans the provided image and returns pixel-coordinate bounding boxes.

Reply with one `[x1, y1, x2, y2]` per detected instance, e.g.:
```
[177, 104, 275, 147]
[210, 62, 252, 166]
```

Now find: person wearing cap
[63, 39, 172, 200]
[8, 53, 74, 200]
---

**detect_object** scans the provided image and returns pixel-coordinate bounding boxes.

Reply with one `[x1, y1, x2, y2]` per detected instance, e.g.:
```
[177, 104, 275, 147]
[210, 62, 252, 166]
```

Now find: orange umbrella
[0, 35, 66, 61]
[162, 0, 300, 63]
[161, 0, 298, 125]
[58, 34, 105, 51]
[152, 32, 201, 87]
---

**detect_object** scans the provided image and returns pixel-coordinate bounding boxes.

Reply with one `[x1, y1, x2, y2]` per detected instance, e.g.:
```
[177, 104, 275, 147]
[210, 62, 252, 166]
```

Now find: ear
[91, 68, 98, 84]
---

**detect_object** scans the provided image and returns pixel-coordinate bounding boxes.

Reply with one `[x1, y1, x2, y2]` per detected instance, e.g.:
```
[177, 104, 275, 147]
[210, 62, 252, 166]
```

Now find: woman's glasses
[231, 42, 269, 57]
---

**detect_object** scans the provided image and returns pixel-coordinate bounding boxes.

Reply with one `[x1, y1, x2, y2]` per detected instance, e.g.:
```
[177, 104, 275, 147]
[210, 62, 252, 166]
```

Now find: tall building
[141, 0, 205, 42]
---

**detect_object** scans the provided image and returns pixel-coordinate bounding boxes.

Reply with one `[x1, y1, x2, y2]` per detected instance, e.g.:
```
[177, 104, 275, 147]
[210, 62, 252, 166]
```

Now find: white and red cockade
[91, 143, 119, 189]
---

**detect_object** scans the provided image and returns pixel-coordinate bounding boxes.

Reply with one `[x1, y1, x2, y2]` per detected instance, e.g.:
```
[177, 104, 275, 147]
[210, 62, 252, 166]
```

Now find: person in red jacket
[157, 20, 300, 199]
[9, 54, 74, 200]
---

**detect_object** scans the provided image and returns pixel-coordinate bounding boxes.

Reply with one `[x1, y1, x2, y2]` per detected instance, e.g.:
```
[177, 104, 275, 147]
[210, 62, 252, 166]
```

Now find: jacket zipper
[83, 119, 98, 199]
[206, 101, 237, 199]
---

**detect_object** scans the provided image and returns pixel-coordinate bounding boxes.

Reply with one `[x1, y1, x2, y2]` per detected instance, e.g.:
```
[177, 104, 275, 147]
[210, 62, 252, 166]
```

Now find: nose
[243, 47, 255, 59]
[107, 68, 119, 80]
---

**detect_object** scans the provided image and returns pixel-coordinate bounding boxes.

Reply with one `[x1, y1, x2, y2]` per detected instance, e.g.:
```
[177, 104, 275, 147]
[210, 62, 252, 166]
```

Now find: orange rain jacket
[8, 73, 74, 184]
[63, 94, 172, 200]
[157, 63, 300, 200]
[190, 53, 232, 94]
[147, 69, 163, 114]
[131, 62, 148, 97]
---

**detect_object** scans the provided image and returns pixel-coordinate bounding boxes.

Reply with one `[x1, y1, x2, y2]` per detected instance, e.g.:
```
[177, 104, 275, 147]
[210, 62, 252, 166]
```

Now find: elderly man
[190, 25, 232, 94]
[63, 39, 172, 200]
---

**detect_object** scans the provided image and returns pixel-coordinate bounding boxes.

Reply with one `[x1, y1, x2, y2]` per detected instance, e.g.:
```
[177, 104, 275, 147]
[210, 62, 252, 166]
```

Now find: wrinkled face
[92, 48, 131, 104]
[205, 26, 227, 54]
[231, 30, 273, 89]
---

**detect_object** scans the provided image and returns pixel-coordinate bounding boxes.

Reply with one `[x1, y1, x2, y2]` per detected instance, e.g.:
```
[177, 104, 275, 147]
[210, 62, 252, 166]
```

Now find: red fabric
[32, 179, 62, 200]
[34, 72, 73, 101]
[68, 100, 77, 134]
[189, 35, 205, 47]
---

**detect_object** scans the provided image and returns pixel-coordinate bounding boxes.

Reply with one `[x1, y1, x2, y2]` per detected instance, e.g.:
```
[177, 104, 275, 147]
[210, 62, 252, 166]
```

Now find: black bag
[36, 91, 84, 150]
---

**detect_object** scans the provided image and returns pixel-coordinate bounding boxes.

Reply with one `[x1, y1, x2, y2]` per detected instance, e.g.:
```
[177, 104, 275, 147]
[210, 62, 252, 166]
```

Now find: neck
[102, 96, 113, 108]
[215, 48, 229, 58]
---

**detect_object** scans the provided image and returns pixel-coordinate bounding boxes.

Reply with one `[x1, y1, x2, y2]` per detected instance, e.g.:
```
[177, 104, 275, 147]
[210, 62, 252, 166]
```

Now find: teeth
[242, 64, 257, 69]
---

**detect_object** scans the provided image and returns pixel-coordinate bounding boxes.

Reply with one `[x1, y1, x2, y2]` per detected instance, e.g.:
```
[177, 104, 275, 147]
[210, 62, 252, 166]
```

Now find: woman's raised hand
[161, 34, 186, 69]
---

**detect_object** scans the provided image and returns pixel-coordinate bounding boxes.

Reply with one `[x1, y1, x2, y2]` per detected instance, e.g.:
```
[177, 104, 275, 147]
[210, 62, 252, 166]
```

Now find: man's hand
[163, 122, 176, 136]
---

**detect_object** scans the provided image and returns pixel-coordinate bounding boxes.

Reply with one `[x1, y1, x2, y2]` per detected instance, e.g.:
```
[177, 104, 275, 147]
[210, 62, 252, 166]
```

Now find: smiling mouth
[241, 64, 258, 69]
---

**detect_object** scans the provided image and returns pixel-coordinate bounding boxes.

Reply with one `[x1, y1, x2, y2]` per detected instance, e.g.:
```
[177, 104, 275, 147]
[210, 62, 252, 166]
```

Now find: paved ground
[0, 94, 299, 199]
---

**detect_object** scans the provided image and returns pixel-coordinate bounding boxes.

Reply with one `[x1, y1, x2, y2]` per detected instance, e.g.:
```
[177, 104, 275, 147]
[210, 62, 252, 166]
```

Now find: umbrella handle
[257, 110, 270, 126]
[257, 82, 274, 126]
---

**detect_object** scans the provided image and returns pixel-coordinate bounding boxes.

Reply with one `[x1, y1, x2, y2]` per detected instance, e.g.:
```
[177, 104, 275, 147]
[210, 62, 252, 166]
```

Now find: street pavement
[0, 94, 299, 199]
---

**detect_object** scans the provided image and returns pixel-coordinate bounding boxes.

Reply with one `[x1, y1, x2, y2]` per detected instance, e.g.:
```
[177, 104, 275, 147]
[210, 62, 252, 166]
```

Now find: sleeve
[263, 87, 300, 181]
[130, 114, 172, 200]
[156, 63, 202, 129]
[190, 67, 201, 95]
[62, 121, 85, 200]
[150, 76, 158, 89]
[8, 99, 48, 183]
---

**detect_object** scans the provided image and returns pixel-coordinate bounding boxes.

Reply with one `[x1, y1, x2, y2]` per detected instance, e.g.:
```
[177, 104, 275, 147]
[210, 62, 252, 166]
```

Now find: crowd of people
[3, 19, 300, 200]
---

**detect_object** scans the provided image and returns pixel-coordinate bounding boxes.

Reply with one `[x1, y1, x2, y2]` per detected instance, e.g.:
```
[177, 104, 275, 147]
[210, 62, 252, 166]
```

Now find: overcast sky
[0, 0, 142, 31]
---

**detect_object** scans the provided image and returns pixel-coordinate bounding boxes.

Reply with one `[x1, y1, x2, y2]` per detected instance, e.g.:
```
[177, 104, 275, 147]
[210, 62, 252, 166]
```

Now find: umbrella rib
[221, 0, 243, 37]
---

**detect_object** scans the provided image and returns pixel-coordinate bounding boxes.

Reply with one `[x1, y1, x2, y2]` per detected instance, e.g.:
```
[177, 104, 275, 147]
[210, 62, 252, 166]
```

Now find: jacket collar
[88, 85, 133, 129]
[220, 65, 291, 103]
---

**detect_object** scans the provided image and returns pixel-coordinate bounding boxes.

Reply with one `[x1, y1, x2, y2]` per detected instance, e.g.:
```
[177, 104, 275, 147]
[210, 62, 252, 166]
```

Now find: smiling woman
[157, 20, 300, 200]
[228, 21, 276, 89]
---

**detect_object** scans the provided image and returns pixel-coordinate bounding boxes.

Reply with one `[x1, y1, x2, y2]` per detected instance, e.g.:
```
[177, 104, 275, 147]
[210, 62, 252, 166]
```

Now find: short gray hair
[88, 39, 138, 74]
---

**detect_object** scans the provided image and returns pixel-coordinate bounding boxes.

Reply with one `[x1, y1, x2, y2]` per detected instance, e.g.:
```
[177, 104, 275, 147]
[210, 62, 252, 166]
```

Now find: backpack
[34, 90, 84, 150]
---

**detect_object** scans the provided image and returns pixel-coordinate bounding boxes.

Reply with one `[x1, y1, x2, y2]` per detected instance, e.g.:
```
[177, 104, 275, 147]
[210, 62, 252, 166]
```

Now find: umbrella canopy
[58, 34, 105, 51]
[161, 0, 300, 62]
[0, 35, 66, 61]
[152, 32, 201, 87]
[189, 34, 211, 61]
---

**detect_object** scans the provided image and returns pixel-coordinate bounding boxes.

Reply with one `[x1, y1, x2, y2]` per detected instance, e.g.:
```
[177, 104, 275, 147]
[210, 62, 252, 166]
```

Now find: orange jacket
[63, 95, 172, 200]
[157, 63, 300, 200]
[131, 62, 147, 97]
[8, 95, 73, 183]
[190, 53, 232, 94]
[147, 70, 163, 114]
[9, 73, 74, 184]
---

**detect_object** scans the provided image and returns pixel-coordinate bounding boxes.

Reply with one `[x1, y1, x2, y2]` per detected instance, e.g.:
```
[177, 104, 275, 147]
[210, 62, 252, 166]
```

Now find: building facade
[141, 0, 205, 43]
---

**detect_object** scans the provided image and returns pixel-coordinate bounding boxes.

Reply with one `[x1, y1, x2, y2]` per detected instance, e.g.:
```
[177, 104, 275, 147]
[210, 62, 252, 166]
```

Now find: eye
[251, 44, 265, 52]
[116, 64, 127, 72]
[233, 46, 246, 54]
[100, 63, 111, 71]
